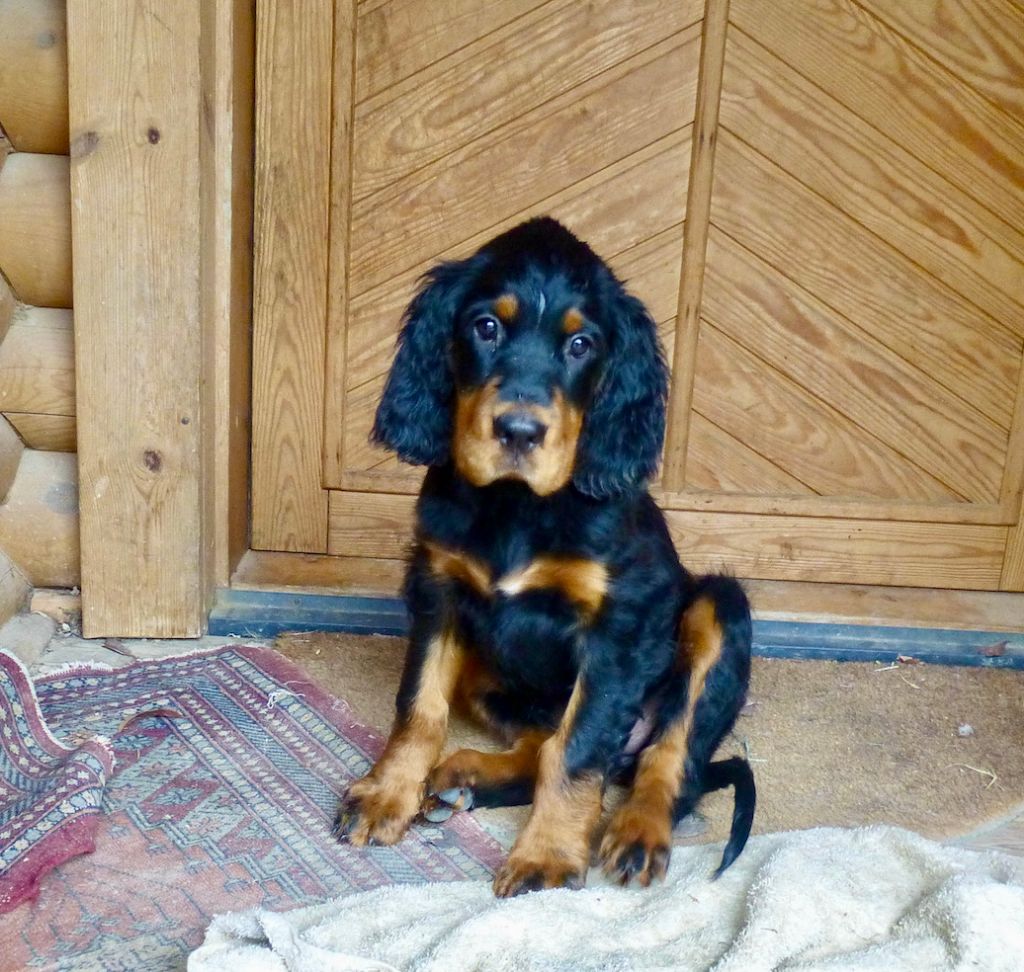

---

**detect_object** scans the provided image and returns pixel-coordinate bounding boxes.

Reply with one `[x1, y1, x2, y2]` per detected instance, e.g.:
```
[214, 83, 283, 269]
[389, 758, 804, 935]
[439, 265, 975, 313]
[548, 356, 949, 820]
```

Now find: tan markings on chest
[425, 543, 608, 621]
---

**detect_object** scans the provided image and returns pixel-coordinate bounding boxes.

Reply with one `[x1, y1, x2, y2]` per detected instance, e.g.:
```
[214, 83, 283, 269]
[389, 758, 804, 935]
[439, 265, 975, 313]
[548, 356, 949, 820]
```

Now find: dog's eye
[567, 334, 593, 359]
[473, 316, 500, 344]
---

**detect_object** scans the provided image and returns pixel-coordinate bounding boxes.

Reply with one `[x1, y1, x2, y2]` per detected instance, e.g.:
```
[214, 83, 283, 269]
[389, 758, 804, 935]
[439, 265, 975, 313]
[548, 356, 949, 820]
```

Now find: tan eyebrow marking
[494, 293, 518, 323]
[562, 308, 585, 334]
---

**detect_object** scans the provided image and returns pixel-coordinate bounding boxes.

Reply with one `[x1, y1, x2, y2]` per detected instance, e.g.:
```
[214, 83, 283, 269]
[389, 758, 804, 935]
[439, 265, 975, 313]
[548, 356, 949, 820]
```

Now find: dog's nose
[493, 412, 547, 452]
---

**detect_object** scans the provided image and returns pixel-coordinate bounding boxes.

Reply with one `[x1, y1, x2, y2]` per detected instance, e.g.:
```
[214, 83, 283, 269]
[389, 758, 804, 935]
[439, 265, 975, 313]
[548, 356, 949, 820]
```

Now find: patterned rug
[0, 646, 503, 971]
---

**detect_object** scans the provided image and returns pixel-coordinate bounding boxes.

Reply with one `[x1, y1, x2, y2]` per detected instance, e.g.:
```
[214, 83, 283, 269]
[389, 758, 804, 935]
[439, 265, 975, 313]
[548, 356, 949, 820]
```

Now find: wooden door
[250, 0, 1024, 596]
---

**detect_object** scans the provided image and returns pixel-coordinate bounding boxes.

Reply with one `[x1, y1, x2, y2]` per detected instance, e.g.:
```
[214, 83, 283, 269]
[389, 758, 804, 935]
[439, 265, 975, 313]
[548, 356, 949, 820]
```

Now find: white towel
[188, 826, 1024, 972]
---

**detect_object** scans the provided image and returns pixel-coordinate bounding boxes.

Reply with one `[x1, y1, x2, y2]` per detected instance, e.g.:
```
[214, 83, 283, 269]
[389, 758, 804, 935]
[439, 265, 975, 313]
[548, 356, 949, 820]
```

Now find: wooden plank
[0, 306, 75, 416]
[0, 548, 30, 629]
[729, 0, 1024, 230]
[327, 489, 1005, 587]
[662, 0, 729, 489]
[702, 230, 1007, 505]
[0, 449, 78, 587]
[651, 487, 1008, 526]
[0, 152, 72, 307]
[322, 0, 358, 487]
[203, 0, 256, 588]
[227, 548, 1024, 633]
[858, 0, 1024, 121]
[666, 510, 1006, 590]
[355, 0, 545, 102]
[747, 580, 1024, 635]
[1002, 448, 1024, 588]
[232, 548, 406, 596]
[3, 412, 75, 452]
[685, 412, 811, 496]
[250, 0, 332, 552]
[332, 130, 693, 488]
[349, 25, 702, 295]
[719, 29, 1024, 339]
[68, 0, 208, 636]
[0, 414, 23, 503]
[711, 132, 1022, 430]
[692, 321, 961, 502]
[0, 0, 69, 154]
[328, 489, 415, 559]
[353, 0, 705, 197]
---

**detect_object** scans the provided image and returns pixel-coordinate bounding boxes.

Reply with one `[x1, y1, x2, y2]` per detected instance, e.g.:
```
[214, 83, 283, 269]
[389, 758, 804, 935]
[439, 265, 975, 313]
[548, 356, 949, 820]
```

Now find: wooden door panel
[250, 0, 1024, 591]
[700, 231, 1008, 507]
[729, 0, 1024, 230]
[692, 322, 963, 503]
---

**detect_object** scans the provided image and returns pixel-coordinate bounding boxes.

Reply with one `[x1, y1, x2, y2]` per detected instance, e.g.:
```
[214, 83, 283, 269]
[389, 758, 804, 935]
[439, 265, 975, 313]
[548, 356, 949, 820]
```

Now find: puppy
[335, 217, 755, 897]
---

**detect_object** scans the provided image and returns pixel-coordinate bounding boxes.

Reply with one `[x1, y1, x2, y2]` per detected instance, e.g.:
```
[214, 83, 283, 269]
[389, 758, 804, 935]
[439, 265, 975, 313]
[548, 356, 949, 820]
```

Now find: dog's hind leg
[419, 729, 549, 821]
[599, 575, 754, 885]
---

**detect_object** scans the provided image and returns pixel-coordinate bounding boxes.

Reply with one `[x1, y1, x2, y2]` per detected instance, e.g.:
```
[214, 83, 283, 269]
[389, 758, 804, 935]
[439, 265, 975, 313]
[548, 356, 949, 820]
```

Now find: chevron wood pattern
[251, 0, 1024, 591]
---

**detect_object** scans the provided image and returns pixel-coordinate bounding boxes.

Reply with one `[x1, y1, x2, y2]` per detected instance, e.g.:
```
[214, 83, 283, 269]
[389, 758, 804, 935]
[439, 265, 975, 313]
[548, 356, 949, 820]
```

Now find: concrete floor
[2, 607, 1022, 860]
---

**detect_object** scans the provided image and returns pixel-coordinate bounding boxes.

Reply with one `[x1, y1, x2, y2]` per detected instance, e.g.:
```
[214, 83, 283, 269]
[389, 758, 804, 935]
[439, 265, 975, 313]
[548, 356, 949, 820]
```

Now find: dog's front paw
[598, 805, 671, 887]
[333, 774, 422, 847]
[492, 848, 587, 897]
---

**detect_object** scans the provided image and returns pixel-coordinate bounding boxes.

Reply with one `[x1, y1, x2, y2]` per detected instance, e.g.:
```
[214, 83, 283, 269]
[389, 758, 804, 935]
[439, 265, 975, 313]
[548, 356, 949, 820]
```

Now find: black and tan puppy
[335, 217, 755, 897]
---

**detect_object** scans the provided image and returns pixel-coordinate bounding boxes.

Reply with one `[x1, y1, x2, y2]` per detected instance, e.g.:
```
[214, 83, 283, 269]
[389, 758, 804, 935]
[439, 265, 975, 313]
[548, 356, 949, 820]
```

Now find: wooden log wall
[0, 0, 78, 623]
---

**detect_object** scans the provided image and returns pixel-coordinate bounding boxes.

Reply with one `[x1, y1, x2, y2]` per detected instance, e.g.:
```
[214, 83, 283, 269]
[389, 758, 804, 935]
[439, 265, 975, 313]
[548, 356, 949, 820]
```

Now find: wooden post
[68, 1, 214, 637]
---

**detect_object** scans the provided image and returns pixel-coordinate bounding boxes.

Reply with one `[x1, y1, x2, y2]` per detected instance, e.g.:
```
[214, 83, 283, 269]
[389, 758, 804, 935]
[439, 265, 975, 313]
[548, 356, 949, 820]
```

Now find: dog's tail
[703, 756, 756, 878]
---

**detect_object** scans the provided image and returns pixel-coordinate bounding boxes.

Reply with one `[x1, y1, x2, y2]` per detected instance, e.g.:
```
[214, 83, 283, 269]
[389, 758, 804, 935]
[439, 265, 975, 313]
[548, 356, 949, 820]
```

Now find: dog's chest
[424, 531, 605, 686]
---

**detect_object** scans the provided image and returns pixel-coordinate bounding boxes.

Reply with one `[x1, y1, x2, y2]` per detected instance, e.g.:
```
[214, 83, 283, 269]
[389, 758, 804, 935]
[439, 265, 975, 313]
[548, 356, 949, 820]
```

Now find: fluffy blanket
[189, 825, 1024, 971]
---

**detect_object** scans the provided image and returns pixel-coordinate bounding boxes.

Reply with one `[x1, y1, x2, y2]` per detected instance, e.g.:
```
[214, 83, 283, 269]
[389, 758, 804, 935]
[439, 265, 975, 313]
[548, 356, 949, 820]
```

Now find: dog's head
[371, 217, 668, 499]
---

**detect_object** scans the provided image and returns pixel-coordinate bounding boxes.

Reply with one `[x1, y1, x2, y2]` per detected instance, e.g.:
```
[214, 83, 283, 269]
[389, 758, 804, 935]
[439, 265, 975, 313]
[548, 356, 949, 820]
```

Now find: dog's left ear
[371, 261, 470, 466]
[573, 289, 668, 499]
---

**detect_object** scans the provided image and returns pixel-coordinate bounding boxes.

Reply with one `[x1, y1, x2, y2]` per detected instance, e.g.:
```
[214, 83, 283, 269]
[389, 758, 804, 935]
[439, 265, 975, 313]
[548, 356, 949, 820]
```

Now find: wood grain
[349, 25, 702, 295]
[666, 510, 1006, 590]
[662, 0, 729, 489]
[355, 0, 546, 102]
[684, 412, 811, 496]
[203, 0, 256, 587]
[323, 0, 358, 487]
[328, 490, 416, 559]
[858, 0, 1024, 121]
[353, 0, 704, 197]
[251, 0, 333, 552]
[709, 132, 1022, 430]
[0, 306, 74, 416]
[227, 550, 1024, 632]
[0, 0, 69, 154]
[68, 0, 207, 635]
[332, 130, 692, 487]
[324, 488, 1005, 589]
[651, 486, 1007, 526]
[0, 152, 72, 307]
[730, 0, 1024, 230]
[692, 321, 961, 502]
[719, 29, 1024, 338]
[702, 230, 1007, 505]
[232, 548, 406, 596]
[746, 579, 1024, 634]
[3, 412, 75, 452]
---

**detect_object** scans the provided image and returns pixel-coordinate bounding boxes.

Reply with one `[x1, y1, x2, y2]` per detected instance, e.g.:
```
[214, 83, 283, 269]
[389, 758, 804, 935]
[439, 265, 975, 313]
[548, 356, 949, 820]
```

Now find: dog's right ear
[371, 260, 470, 466]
